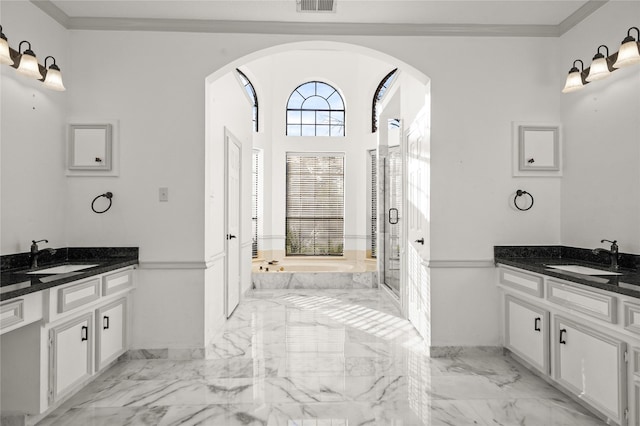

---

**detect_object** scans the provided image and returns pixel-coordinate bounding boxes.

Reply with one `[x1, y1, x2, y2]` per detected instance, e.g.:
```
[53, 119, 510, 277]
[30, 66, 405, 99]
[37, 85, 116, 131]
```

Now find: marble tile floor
[37, 289, 605, 426]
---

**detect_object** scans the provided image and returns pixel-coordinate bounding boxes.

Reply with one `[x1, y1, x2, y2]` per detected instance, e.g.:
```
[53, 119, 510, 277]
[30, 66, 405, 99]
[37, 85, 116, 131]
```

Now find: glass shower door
[384, 146, 402, 295]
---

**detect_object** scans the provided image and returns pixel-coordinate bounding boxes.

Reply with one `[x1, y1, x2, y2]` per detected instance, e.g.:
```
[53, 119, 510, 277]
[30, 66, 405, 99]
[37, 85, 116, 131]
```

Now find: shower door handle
[388, 208, 399, 224]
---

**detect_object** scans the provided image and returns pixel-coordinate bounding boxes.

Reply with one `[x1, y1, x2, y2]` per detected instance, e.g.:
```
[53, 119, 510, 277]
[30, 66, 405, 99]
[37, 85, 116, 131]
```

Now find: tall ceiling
[31, 0, 609, 36]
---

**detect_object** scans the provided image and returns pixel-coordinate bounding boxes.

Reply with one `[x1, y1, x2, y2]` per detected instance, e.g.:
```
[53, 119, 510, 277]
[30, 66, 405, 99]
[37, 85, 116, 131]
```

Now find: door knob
[415, 238, 424, 245]
[227, 234, 237, 240]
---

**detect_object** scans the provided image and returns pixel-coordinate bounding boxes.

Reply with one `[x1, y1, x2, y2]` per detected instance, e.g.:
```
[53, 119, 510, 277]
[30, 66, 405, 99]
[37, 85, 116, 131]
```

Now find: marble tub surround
[252, 271, 378, 289]
[37, 289, 603, 426]
[495, 245, 640, 298]
[0, 247, 138, 300]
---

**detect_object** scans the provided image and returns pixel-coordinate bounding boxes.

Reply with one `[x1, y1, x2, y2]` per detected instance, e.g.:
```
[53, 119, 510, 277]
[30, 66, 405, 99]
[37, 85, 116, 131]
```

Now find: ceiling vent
[297, 0, 336, 13]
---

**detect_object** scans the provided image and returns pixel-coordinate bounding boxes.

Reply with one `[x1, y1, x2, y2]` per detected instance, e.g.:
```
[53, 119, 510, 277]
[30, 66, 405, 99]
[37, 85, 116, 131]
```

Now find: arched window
[236, 68, 258, 132]
[372, 68, 398, 133]
[286, 81, 345, 137]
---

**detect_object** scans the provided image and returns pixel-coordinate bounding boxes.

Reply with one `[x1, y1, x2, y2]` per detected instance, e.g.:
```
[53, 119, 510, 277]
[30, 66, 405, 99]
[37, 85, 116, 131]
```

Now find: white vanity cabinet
[49, 313, 94, 402]
[553, 315, 627, 424]
[498, 264, 636, 426]
[505, 295, 549, 374]
[0, 265, 135, 420]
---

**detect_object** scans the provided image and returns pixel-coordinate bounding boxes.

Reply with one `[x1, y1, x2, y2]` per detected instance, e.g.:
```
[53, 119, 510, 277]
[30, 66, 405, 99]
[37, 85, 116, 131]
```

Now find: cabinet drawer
[1, 292, 43, 334]
[624, 302, 640, 336]
[102, 269, 132, 296]
[547, 279, 616, 323]
[58, 278, 101, 314]
[499, 266, 544, 297]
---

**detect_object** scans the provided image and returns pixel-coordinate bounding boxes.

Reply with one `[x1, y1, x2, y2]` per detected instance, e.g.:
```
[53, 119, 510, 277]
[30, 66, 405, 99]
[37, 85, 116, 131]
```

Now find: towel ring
[514, 190, 534, 211]
[91, 192, 113, 214]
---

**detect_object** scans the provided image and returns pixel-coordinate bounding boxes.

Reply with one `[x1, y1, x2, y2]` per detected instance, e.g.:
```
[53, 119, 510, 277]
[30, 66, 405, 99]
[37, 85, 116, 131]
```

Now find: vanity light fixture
[0, 25, 13, 65]
[586, 45, 613, 82]
[562, 60, 588, 93]
[613, 26, 640, 68]
[562, 25, 640, 93]
[15, 40, 43, 80]
[42, 56, 65, 91]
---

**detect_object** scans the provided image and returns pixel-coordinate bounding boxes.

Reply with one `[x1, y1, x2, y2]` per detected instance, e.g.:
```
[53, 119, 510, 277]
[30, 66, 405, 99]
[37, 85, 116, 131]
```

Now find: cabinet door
[505, 295, 549, 374]
[96, 298, 126, 371]
[554, 316, 627, 424]
[49, 313, 93, 402]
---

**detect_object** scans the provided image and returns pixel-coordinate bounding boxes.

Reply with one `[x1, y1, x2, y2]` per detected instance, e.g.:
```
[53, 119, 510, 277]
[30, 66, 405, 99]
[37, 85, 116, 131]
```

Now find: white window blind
[252, 150, 260, 258]
[286, 153, 344, 256]
[369, 150, 377, 258]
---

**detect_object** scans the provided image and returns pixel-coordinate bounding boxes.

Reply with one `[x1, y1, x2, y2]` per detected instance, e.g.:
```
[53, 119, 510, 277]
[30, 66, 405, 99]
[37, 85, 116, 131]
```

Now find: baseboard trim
[124, 347, 206, 360]
[430, 345, 503, 358]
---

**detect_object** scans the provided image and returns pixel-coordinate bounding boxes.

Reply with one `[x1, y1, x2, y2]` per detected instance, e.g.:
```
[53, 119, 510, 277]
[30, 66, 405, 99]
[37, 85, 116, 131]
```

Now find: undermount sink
[26, 264, 98, 274]
[546, 264, 622, 276]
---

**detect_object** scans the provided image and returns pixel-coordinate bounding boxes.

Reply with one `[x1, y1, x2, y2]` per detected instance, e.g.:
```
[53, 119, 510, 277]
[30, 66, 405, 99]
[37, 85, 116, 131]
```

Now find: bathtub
[252, 258, 378, 289]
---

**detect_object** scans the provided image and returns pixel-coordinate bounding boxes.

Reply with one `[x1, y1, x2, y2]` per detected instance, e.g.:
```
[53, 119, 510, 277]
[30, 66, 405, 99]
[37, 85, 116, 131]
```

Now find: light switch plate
[159, 187, 168, 202]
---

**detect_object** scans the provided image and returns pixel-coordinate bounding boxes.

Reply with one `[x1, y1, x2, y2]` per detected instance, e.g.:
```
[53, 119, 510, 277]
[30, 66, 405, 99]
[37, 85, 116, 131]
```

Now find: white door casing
[225, 129, 241, 318]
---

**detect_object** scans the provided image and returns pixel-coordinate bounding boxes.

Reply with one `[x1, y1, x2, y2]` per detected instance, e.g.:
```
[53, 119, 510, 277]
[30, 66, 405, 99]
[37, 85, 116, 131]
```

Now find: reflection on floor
[38, 289, 604, 425]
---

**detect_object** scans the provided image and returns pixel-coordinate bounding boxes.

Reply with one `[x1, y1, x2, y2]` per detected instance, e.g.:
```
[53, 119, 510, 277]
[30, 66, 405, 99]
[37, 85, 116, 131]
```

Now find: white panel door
[50, 313, 93, 401]
[554, 316, 626, 423]
[96, 298, 126, 371]
[505, 295, 549, 374]
[404, 120, 431, 342]
[225, 131, 241, 318]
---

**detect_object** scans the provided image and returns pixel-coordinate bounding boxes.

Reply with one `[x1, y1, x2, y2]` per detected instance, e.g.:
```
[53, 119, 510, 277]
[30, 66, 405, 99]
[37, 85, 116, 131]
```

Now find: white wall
[560, 1, 640, 254]
[1, 1, 69, 254]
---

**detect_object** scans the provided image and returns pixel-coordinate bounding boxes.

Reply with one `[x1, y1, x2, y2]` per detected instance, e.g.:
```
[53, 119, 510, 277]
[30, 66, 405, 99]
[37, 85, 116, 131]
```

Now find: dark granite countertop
[0, 247, 138, 301]
[495, 245, 640, 299]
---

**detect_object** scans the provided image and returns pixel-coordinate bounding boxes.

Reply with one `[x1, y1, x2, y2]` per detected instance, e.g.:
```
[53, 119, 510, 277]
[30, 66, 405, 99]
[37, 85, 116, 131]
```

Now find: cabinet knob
[534, 317, 541, 332]
[81, 325, 88, 342]
[103, 316, 110, 330]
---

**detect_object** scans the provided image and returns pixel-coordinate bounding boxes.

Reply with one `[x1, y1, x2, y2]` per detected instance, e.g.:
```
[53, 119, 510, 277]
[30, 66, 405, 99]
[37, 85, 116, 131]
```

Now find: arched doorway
[204, 41, 432, 343]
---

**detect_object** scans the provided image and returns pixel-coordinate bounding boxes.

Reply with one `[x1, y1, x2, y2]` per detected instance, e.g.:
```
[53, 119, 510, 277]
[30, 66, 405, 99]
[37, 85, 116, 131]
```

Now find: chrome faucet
[592, 239, 619, 270]
[30, 239, 57, 269]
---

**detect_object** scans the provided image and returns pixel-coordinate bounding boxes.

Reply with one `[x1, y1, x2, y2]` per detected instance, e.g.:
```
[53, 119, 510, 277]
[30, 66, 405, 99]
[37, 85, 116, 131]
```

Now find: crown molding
[558, 0, 608, 36]
[30, 0, 608, 38]
[65, 18, 560, 37]
[31, 0, 70, 28]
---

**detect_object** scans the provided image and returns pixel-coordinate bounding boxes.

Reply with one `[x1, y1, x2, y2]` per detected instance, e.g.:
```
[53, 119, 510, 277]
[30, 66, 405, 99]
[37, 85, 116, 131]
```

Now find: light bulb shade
[562, 70, 585, 93]
[16, 51, 43, 79]
[586, 56, 611, 82]
[0, 37, 13, 65]
[613, 40, 640, 68]
[43, 67, 65, 91]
